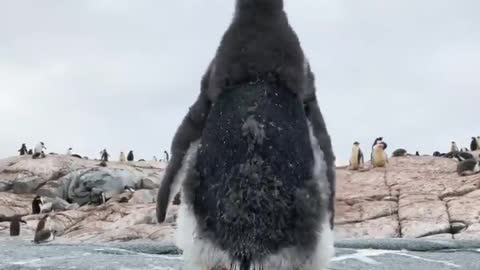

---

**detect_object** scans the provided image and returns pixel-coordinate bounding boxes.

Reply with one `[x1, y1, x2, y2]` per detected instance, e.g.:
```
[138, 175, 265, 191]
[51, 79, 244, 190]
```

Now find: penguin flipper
[303, 95, 336, 228]
[156, 91, 211, 223]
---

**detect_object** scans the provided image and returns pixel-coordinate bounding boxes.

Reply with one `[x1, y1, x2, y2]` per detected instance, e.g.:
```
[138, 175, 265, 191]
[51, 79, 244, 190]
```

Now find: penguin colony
[349, 136, 480, 177]
[16, 142, 169, 164]
[156, 0, 336, 269]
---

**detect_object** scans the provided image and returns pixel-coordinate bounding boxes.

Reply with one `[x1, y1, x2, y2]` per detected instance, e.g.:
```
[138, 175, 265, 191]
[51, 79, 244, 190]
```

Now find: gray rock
[451, 222, 467, 234]
[129, 189, 158, 205]
[12, 176, 45, 194]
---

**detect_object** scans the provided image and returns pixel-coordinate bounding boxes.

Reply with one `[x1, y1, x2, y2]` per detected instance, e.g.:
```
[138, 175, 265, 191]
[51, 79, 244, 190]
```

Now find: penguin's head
[34, 195, 44, 205]
[353, 141, 360, 146]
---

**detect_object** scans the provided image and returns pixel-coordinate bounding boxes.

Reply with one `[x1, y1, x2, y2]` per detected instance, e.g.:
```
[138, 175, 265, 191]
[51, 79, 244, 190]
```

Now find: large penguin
[155, 0, 336, 269]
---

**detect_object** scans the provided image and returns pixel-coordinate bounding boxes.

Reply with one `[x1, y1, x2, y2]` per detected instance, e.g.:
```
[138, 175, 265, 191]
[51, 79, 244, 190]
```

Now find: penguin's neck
[235, 0, 284, 17]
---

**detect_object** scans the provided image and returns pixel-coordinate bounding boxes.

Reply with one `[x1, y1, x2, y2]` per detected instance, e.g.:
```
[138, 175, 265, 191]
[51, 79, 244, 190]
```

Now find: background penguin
[349, 142, 364, 170]
[164, 150, 169, 162]
[392, 148, 407, 157]
[18, 143, 28, 155]
[472, 137, 479, 151]
[372, 142, 388, 167]
[33, 142, 46, 159]
[32, 195, 43, 214]
[119, 152, 126, 162]
[450, 141, 459, 153]
[127, 150, 134, 162]
[100, 149, 109, 162]
[34, 215, 57, 243]
[124, 185, 135, 193]
[153, 156, 158, 162]
[66, 148, 72, 155]
[453, 152, 475, 162]
[457, 159, 480, 176]
[28, 149, 33, 155]
[9, 216, 27, 236]
[415, 151, 420, 156]
[34, 196, 79, 213]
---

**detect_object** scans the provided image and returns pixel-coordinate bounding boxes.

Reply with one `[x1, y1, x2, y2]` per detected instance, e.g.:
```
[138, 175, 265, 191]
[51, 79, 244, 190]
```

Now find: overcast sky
[1, 0, 479, 165]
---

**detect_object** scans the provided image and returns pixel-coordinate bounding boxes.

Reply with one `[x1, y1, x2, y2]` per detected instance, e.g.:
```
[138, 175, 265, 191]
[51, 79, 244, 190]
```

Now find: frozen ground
[1, 239, 480, 270]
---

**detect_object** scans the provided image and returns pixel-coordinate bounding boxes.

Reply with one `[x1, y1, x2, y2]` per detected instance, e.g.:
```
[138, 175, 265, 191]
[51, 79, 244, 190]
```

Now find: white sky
[1, 0, 479, 164]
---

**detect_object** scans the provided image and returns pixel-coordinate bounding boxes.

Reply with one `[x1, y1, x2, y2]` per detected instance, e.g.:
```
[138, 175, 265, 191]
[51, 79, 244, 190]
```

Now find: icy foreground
[1, 239, 480, 269]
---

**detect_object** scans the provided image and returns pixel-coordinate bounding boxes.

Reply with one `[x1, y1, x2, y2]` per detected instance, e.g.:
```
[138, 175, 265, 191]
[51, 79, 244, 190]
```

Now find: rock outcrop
[336, 155, 480, 240]
[1, 154, 480, 243]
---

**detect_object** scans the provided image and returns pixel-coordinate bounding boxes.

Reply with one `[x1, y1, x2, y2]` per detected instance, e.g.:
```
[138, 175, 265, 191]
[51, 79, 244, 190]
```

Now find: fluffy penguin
[66, 148, 72, 155]
[127, 151, 134, 162]
[10, 216, 26, 236]
[372, 142, 388, 167]
[471, 137, 479, 151]
[119, 152, 126, 162]
[156, 1, 336, 269]
[392, 149, 407, 157]
[450, 141, 459, 153]
[349, 142, 364, 170]
[457, 159, 480, 176]
[18, 143, 28, 156]
[33, 215, 57, 243]
[32, 195, 43, 214]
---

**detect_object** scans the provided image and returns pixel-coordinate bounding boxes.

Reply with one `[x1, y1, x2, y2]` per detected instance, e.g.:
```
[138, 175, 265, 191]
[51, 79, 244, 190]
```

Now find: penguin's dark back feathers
[186, 82, 324, 264]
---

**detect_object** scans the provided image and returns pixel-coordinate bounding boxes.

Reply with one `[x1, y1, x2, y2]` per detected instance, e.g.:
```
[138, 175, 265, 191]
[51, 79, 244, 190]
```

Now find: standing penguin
[33, 215, 57, 244]
[100, 149, 109, 162]
[119, 152, 126, 162]
[32, 195, 43, 214]
[349, 142, 364, 170]
[18, 143, 28, 155]
[10, 216, 27, 236]
[451, 141, 459, 153]
[471, 137, 479, 151]
[155, 0, 336, 269]
[163, 150, 169, 162]
[66, 148, 73, 156]
[127, 150, 134, 162]
[372, 142, 388, 167]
